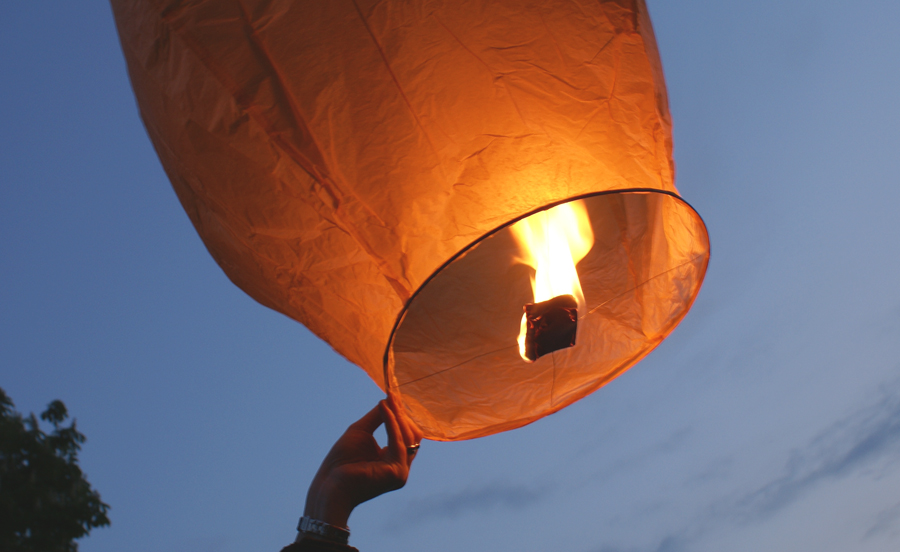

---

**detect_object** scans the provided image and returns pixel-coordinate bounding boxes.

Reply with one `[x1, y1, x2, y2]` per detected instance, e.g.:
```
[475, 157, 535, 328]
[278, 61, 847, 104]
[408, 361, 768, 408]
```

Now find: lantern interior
[386, 190, 709, 441]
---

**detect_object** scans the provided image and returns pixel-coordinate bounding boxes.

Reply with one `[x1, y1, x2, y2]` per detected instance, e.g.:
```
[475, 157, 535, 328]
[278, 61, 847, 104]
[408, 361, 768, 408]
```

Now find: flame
[510, 200, 594, 361]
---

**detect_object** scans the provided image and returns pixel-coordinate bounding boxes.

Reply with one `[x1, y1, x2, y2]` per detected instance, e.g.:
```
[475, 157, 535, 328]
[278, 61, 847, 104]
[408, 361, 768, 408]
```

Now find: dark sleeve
[281, 536, 359, 552]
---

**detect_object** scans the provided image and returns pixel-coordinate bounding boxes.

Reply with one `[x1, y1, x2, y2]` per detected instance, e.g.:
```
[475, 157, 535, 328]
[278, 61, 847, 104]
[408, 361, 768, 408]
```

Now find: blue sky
[2, 1, 900, 551]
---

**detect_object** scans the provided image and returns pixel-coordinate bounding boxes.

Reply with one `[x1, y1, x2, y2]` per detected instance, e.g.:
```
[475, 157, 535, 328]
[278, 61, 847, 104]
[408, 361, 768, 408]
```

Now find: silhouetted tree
[0, 387, 110, 552]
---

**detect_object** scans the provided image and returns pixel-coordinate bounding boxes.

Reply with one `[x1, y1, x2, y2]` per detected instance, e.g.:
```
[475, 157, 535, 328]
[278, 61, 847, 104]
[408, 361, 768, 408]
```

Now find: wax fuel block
[523, 294, 578, 361]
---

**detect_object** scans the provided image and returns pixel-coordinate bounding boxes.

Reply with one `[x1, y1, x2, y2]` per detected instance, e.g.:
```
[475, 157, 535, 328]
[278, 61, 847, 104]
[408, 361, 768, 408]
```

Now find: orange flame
[510, 201, 594, 361]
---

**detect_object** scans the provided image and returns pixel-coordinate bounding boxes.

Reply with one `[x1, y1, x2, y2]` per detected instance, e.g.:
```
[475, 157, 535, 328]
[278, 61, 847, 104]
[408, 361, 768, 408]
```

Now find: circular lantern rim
[383, 188, 710, 439]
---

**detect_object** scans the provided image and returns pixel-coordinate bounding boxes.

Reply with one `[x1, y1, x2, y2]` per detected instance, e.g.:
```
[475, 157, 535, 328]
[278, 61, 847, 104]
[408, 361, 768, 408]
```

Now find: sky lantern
[112, 0, 709, 440]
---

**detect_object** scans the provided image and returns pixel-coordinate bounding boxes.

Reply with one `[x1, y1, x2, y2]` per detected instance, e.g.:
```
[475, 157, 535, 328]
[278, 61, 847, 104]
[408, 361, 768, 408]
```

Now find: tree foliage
[0, 388, 110, 552]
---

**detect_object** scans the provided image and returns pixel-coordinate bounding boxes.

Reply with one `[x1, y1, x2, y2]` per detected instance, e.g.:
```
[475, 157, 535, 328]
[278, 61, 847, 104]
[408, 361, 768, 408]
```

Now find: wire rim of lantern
[382, 188, 709, 440]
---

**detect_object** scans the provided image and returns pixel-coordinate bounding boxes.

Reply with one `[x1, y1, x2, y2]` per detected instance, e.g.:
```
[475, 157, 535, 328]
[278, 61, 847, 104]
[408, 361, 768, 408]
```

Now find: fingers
[352, 396, 424, 466]
[348, 403, 384, 434]
[388, 396, 415, 448]
[409, 407, 425, 443]
[387, 395, 425, 463]
[380, 400, 407, 465]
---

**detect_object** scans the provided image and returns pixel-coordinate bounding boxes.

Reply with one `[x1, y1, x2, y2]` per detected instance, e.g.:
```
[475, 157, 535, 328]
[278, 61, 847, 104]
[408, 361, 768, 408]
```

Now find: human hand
[303, 396, 424, 528]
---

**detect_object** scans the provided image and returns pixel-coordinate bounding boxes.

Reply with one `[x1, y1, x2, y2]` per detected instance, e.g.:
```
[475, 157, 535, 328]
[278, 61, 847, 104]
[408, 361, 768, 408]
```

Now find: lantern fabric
[112, 0, 709, 440]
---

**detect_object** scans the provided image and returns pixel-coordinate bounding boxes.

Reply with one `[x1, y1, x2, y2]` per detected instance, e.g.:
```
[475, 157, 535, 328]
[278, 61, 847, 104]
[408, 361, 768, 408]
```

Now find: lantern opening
[386, 191, 709, 440]
[511, 200, 594, 362]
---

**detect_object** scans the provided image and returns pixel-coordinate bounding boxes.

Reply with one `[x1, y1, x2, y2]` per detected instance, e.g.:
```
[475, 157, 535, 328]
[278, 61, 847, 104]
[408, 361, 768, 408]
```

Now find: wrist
[304, 477, 353, 529]
[296, 515, 351, 546]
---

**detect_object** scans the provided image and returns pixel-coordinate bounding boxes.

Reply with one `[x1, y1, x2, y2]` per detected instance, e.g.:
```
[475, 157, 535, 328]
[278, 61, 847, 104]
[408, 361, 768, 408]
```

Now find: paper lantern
[112, 0, 709, 440]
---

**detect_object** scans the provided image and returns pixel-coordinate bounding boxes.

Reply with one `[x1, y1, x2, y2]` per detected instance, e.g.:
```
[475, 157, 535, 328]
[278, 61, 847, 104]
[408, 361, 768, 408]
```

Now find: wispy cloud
[590, 534, 692, 552]
[865, 501, 900, 540]
[590, 380, 900, 552]
[580, 427, 693, 487]
[391, 481, 551, 528]
[683, 455, 734, 487]
[732, 389, 900, 521]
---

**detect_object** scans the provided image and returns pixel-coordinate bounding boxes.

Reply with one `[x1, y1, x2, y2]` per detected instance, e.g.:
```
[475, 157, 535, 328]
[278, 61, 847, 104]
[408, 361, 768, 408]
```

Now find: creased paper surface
[112, 0, 708, 439]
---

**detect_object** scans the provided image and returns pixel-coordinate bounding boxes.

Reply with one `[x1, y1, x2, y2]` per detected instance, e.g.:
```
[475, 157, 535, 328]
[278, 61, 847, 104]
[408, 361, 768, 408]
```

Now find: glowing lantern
[112, 0, 709, 440]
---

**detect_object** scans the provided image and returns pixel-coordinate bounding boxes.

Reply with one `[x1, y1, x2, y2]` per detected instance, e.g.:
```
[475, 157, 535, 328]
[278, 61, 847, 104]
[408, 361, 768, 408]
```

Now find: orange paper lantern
[113, 0, 709, 440]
